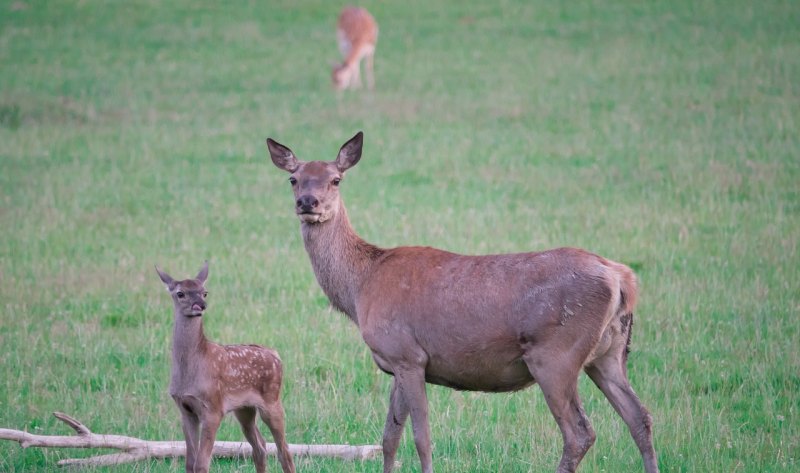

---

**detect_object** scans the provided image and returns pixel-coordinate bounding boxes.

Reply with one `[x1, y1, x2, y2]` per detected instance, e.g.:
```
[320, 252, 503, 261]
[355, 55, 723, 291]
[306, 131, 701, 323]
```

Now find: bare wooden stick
[0, 412, 382, 467]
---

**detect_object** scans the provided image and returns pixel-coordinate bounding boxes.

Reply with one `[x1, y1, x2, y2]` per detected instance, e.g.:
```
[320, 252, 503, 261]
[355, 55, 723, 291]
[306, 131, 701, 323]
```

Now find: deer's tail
[615, 262, 638, 369]
[601, 258, 639, 369]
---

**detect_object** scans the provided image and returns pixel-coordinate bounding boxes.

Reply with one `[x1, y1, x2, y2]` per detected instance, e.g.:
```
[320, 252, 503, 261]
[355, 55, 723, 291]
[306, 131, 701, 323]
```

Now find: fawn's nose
[296, 195, 319, 213]
[191, 301, 206, 312]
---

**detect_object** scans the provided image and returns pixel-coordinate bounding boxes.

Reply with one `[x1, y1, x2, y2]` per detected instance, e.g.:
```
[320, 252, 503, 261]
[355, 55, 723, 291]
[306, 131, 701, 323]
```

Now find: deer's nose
[297, 195, 319, 213]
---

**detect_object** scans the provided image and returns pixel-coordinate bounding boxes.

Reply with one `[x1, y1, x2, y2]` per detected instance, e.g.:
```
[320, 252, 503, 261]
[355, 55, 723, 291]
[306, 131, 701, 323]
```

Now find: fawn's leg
[178, 407, 201, 473]
[235, 407, 268, 473]
[261, 402, 296, 473]
[193, 411, 222, 473]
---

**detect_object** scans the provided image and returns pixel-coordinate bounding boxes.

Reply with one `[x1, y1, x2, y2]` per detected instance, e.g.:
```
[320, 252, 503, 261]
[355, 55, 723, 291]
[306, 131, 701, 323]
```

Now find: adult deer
[266, 132, 659, 473]
[332, 6, 378, 91]
[156, 262, 295, 473]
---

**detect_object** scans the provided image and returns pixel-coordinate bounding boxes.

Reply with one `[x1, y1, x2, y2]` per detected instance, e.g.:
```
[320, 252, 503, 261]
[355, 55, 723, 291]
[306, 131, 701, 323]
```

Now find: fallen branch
[0, 412, 382, 467]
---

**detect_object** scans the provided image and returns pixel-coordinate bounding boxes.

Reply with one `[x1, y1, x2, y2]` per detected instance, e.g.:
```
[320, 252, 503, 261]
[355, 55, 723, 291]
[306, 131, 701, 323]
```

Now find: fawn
[332, 6, 378, 91]
[156, 262, 295, 473]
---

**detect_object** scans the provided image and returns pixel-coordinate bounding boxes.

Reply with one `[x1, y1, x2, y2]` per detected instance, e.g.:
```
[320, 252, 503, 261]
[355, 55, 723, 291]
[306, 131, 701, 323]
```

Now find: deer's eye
[288, 177, 297, 186]
[332, 177, 341, 186]
[203, 292, 208, 298]
[176, 292, 185, 299]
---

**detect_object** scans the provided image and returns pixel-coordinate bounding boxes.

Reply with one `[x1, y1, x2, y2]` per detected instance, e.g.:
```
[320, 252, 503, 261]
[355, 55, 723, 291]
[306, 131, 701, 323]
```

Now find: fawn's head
[267, 131, 363, 224]
[155, 262, 209, 317]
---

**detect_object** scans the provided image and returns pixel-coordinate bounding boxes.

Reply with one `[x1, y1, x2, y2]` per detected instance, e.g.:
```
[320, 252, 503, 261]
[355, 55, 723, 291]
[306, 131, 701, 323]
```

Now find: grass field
[1, 0, 798, 471]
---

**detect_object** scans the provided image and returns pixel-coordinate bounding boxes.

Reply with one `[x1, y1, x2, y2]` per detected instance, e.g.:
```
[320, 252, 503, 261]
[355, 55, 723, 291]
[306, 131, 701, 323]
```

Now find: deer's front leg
[382, 377, 410, 473]
[365, 52, 375, 90]
[394, 366, 433, 473]
[352, 62, 362, 88]
[194, 411, 222, 473]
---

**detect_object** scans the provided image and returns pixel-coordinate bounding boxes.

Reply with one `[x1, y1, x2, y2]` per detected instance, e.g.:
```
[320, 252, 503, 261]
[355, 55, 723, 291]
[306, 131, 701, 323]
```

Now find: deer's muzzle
[296, 195, 320, 213]
[190, 302, 205, 315]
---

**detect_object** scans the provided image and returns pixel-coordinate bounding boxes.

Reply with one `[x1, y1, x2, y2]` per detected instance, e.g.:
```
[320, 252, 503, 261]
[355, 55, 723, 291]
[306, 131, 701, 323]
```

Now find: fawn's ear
[335, 131, 363, 172]
[155, 266, 176, 291]
[267, 138, 299, 173]
[196, 261, 209, 284]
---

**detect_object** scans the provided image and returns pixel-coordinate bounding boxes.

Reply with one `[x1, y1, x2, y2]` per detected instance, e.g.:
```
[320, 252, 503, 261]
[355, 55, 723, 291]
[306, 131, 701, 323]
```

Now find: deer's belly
[425, 356, 534, 392]
[371, 350, 534, 393]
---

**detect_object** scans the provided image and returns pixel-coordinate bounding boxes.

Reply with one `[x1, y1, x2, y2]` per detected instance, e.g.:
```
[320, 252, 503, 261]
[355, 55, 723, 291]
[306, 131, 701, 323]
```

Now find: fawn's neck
[301, 203, 384, 324]
[170, 310, 209, 381]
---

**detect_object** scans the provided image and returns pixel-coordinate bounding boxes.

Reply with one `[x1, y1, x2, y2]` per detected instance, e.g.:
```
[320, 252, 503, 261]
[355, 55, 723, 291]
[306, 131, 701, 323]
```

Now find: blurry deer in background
[267, 132, 659, 473]
[156, 262, 295, 473]
[332, 6, 378, 91]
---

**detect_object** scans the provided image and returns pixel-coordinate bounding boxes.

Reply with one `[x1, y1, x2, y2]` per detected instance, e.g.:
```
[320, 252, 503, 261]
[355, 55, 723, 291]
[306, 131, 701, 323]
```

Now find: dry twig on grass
[0, 412, 382, 467]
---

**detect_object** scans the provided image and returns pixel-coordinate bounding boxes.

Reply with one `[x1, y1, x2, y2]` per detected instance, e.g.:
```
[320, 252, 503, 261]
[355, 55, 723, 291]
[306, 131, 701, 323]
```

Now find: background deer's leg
[260, 402, 296, 473]
[352, 59, 362, 89]
[235, 407, 267, 473]
[365, 51, 375, 90]
[382, 377, 410, 473]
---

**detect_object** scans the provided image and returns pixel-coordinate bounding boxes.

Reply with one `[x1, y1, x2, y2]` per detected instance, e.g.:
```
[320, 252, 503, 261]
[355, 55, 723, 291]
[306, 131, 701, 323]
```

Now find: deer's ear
[196, 261, 209, 284]
[155, 266, 176, 291]
[335, 131, 363, 172]
[267, 138, 299, 173]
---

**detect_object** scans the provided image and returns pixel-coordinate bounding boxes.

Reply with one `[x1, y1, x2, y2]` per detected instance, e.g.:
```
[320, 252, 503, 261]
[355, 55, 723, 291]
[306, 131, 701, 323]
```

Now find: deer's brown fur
[266, 132, 658, 473]
[156, 262, 295, 473]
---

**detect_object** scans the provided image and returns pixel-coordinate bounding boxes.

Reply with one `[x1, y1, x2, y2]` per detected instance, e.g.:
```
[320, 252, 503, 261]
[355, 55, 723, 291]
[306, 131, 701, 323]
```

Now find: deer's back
[366, 245, 624, 307]
[218, 344, 283, 393]
[337, 7, 378, 46]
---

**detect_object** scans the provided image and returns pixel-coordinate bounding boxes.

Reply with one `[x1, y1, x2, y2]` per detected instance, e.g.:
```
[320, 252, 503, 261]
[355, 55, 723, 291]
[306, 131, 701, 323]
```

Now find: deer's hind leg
[235, 407, 268, 473]
[523, 349, 596, 473]
[584, 316, 658, 473]
[259, 402, 296, 473]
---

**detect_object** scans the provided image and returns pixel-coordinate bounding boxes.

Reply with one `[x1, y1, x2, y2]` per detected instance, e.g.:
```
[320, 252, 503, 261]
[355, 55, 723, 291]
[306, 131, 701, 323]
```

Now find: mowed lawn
[1, 1, 798, 472]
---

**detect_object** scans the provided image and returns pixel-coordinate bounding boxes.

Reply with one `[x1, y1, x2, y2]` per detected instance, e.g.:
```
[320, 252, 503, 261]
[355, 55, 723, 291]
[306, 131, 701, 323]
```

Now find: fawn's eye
[332, 177, 341, 186]
[203, 292, 208, 298]
[176, 292, 185, 299]
[288, 177, 297, 185]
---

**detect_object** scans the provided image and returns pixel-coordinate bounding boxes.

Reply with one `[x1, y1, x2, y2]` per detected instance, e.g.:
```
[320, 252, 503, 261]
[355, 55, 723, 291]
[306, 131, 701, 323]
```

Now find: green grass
[1, 0, 798, 471]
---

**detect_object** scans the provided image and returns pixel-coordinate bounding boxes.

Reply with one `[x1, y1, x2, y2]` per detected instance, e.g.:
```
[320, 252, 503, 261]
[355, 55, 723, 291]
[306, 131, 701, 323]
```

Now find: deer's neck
[343, 53, 361, 69]
[170, 311, 209, 388]
[301, 203, 384, 325]
[342, 42, 374, 69]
